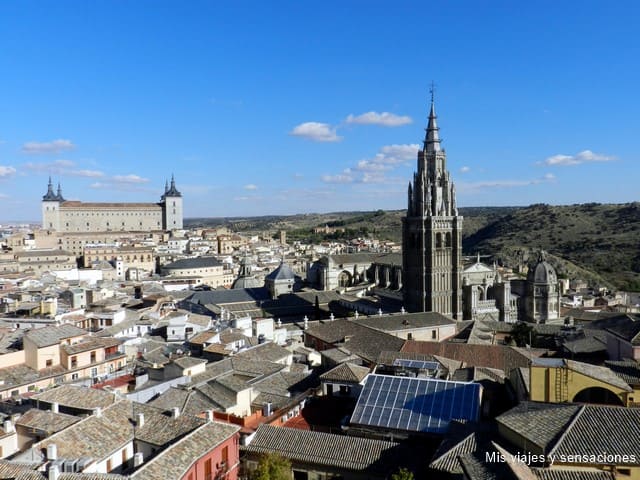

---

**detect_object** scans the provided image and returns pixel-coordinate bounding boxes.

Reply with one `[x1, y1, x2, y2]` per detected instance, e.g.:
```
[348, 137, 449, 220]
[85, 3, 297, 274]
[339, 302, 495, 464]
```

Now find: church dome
[527, 251, 557, 285]
[265, 261, 296, 281]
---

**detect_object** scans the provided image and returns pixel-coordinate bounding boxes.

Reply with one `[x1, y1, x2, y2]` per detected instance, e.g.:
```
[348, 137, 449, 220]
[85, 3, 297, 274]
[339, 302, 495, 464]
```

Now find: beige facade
[161, 257, 228, 288]
[14, 250, 76, 275]
[41, 177, 183, 233]
[0, 325, 127, 399]
[217, 234, 246, 254]
[83, 245, 155, 273]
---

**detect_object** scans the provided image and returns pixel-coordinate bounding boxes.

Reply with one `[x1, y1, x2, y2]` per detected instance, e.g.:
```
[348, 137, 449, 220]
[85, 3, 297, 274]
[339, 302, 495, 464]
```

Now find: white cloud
[460, 166, 471, 173]
[322, 143, 419, 186]
[112, 174, 150, 184]
[321, 170, 354, 184]
[21, 139, 76, 154]
[457, 173, 556, 193]
[244, 184, 258, 190]
[541, 150, 616, 166]
[24, 159, 75, 173]
[289, 122, 342, 142]
[70, 169, 104, 178]
[345, 111, 412, 127]
[0, 166, 16, 178]
[355, 143, 419, 172]
[23, 160, 106, 179]
[0, 193, 9, 199]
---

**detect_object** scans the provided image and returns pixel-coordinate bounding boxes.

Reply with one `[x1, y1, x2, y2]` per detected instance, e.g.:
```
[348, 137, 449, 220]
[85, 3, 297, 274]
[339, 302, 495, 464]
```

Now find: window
[432, 330, 437, 340]
[204, 459, 212, 479]
[46, 359, 53, 367]
[90, 352, 96, 363]
[407, 333, 413, 340]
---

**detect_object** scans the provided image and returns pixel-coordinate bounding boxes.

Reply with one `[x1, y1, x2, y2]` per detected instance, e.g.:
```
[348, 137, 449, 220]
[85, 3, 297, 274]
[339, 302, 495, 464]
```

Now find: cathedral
[402, 95, 463, 318]
[401, 95, 561, 324]
[41, 176, 183, 233]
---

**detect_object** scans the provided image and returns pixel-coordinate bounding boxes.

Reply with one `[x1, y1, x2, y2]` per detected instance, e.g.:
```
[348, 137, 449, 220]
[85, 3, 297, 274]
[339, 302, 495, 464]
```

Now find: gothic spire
[164, 174, 182, 197]
[56, 182, 65, 201]
[424, 96, 441, 153]
[42, 176, 58, 201]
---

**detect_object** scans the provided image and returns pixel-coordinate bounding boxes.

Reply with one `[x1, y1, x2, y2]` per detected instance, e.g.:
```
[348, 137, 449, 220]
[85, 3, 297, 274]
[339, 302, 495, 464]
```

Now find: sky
[0, 1, 639, 221]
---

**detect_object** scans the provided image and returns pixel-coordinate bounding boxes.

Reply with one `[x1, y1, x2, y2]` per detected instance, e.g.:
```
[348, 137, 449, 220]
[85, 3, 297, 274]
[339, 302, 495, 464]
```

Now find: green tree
[251, 452, 291, 480]
[391, 467, 415, 480]
[506, 322, 536, 347]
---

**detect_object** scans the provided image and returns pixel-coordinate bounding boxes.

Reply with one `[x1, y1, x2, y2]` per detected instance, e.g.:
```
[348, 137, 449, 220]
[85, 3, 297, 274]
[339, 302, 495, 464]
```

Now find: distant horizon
[1, 2, 638, 220]
[4, 199, 638, 228]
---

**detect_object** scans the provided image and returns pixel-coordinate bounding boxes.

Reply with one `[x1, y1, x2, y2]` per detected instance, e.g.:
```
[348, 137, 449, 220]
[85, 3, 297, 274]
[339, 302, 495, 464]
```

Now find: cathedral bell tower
[402, 91, 463, 318]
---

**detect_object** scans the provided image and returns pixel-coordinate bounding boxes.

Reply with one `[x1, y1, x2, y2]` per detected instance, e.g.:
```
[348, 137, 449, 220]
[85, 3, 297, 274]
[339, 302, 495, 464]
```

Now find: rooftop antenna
[429, 80, 436, 103]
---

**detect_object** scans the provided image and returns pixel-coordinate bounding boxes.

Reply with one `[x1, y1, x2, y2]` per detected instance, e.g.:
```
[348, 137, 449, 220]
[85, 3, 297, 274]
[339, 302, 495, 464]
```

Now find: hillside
[186, 202, 640, 291]
[463, 202, 640, 291]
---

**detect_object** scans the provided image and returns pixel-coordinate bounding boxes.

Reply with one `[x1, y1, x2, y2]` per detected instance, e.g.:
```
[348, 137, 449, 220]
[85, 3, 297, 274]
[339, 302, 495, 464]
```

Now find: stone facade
[41, 176, 183, 233]
[402, 98, 463, 318]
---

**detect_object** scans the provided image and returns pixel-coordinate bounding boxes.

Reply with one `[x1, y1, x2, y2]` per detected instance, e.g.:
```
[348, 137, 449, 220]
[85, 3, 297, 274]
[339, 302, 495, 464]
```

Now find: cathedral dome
[527, 251, 557, 285]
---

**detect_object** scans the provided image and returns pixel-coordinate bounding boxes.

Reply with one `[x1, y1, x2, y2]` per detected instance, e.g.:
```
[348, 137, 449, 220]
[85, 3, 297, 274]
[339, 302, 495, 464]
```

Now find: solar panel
[393, 358, 440, 370]
[350, 374, 481, 434]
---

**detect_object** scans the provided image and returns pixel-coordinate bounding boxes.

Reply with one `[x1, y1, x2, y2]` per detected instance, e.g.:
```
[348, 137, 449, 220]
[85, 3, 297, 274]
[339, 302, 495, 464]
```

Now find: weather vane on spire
[429, 81, 436, 103]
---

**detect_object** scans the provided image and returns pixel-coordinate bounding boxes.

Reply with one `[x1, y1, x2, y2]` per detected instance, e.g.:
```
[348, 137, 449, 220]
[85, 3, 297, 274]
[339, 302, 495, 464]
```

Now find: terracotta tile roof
[320, 362, 370, 384]
[24, 324, 86, 348]
[243, 425, 405, 474]
[549, 405, 640, 462]
[401, 340, 544, 373]
[353, 311, 455, 332]
[33, 385, 119, 411]
[496, 402, 581, 452]
[0, 460, 128, 479]
[131, 421, 239, 480]
[234, 342, 291, 363]
[36, 400, 205, 464]
[498, 402, 640, 464]
[15, 408, 80, 434]
[605, 359, 640, 385]
[531, 469, 615, 480]
[62, 337, 122, 355]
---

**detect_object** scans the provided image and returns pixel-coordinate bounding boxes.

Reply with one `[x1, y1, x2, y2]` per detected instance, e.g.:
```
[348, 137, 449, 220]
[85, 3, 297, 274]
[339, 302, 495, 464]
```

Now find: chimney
[136, 412, 145, 428]
[171, 407, 180, 418]
[133, 452, 144, 468]
[3, 420, 14, 434]
[94, 407, 102, 418]
[48, 464, 60, 480]
[205, 410, 214, 422]
[47, 443, 57, 461]
[51, 402, 59, 413]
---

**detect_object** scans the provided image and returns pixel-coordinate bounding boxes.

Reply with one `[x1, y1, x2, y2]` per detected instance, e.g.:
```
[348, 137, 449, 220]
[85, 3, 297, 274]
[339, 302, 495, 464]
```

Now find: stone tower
[162, 174, 183, 230]
[402, 95, 463, 318]
[41, 176, 64, 231]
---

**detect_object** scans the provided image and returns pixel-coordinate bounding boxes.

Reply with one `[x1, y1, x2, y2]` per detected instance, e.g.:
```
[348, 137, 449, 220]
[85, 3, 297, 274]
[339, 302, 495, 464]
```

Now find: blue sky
[0, 1, 638, 221]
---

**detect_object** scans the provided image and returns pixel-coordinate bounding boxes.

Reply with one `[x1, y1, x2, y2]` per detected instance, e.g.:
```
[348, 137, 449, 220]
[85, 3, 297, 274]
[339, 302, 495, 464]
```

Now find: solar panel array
[350, 374, 481, 434]
[392, 358, 440, 370]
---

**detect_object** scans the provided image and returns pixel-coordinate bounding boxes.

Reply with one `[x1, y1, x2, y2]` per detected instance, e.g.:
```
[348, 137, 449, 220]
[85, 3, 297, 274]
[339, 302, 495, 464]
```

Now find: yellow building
[529, 357, 638, 407]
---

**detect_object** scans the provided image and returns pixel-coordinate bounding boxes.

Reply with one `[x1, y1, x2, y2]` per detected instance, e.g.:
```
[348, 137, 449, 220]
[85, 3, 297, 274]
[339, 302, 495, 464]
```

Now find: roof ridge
[547, 404, 586, 457]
